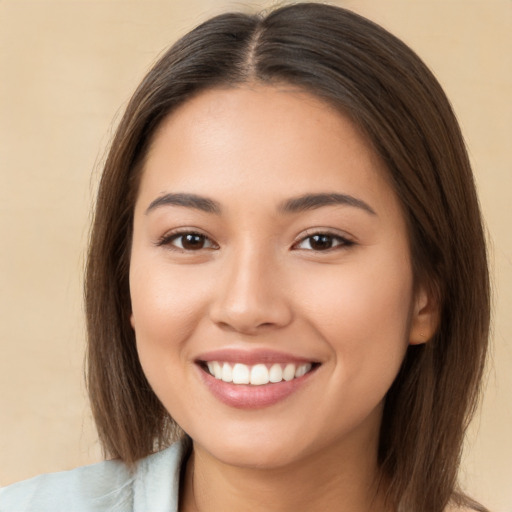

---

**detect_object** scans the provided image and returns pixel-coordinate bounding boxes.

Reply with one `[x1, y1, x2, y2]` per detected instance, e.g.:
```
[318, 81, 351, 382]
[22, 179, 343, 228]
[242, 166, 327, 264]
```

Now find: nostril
[210, 301, 294, 334]
[215, 321, 241, 333]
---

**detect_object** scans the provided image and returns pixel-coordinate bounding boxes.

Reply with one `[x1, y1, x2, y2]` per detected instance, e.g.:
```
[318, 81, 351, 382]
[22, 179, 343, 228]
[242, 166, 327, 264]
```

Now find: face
[129, 85, 432, 470]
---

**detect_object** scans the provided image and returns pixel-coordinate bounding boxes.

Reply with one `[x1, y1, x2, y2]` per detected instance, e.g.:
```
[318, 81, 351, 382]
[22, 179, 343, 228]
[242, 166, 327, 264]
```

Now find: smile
[195, 349, 320, 408]
[205, 361, 313, 385]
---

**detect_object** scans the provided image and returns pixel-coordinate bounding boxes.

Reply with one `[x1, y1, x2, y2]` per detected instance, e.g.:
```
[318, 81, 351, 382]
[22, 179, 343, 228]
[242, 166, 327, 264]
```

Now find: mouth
[194, 349, 321, 408]
[200, 361, 317, 385]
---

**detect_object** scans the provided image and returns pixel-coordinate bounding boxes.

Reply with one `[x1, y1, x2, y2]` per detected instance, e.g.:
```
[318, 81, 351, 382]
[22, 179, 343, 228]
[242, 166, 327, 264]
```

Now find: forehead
[138, 84, 399, 218]
[148, 84, 373, 166]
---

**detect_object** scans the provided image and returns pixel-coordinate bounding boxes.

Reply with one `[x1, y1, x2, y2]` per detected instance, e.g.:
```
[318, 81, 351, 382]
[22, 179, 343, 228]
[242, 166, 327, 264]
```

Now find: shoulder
[0, 456, 133, 512]
[0, 440, 187, 512]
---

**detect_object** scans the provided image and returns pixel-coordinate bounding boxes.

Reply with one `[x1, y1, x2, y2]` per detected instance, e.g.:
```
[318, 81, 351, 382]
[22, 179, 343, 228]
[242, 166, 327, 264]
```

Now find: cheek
[129, 258, 209, 377]
[131, 259, 202, 333]
[129, 260, 212, 422]
[303, 252, 411, 320]
[296, 250, 414, 377]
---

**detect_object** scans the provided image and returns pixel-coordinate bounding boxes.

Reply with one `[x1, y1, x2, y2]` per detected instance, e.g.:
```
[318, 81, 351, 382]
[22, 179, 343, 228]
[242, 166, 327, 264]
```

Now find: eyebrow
[278, 193, 377, 216]
[145, 191, 376, 217]
[145, 193, 222, 215]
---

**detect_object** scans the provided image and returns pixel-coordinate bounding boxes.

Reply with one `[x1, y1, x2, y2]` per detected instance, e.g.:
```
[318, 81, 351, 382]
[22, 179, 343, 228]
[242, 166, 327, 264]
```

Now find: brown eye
[161, 232, 217, 251]
[295, 233, 353, 251]
[309, 234, 335, 250]
[180, 233, 207, 250]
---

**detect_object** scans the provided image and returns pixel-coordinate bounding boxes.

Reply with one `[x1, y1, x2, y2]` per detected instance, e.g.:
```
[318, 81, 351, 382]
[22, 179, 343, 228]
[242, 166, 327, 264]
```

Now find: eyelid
[292, 228, 356, 251]
[155, 228, 219, 250]
[154, 227, 355, 252]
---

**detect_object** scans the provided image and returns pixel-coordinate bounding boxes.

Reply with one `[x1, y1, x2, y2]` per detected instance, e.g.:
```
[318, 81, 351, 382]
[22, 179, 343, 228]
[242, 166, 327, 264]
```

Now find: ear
[409, 284, 439, 345]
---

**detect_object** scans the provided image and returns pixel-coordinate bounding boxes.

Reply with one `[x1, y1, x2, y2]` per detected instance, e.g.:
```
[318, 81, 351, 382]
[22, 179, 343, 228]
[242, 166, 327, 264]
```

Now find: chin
[186, 421, 309, 470]
[206, 440, 303, 470]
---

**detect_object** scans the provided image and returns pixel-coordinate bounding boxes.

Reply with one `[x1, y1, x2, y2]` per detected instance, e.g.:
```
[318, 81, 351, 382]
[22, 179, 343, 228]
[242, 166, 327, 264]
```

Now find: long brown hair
[85, 4, 490, 511]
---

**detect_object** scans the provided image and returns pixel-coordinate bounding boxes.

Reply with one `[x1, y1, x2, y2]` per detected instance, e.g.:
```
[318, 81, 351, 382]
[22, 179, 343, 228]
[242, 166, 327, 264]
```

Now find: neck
[180, 427, 390, 512]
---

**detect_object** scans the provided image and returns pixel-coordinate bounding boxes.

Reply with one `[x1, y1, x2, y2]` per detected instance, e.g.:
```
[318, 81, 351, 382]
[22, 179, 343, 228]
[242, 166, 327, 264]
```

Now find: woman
[0, 3, 489, 511]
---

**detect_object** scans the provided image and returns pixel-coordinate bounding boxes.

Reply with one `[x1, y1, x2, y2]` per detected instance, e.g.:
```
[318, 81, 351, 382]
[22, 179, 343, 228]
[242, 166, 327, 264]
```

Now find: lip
[195, 348, 316, 365]
[195, 349, 319, 409]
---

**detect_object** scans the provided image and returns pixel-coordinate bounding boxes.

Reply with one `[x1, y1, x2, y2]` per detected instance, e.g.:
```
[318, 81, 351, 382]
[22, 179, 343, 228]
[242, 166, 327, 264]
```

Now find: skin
[129, 85, 437, 512]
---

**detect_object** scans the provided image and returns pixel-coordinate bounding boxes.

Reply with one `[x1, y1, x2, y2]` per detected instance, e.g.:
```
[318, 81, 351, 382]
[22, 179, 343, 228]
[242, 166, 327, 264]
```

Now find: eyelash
[156, 230, 355, 253]
[156, 230, 218, 251]
[292, 231, 355, 252]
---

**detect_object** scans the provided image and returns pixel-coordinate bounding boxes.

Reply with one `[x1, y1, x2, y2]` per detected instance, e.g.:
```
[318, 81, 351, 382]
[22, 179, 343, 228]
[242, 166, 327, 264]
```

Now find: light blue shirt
[0, 440, 187, 511]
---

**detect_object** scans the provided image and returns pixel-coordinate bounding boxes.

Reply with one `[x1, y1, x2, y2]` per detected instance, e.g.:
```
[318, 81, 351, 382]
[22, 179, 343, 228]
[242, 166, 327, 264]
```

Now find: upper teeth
[206, 361, 312, 385]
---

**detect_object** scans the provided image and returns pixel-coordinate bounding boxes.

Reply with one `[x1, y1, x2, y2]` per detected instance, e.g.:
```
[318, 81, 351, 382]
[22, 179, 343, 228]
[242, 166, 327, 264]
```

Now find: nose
[208, 245, 293, 335]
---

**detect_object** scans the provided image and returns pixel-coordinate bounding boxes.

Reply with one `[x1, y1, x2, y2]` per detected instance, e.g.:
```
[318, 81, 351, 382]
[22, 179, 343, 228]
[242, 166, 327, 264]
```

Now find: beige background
[0, 0, 510, 510]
